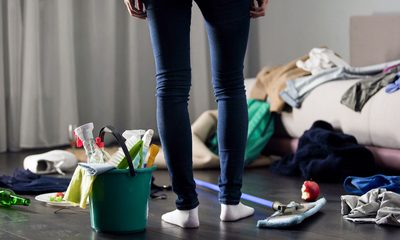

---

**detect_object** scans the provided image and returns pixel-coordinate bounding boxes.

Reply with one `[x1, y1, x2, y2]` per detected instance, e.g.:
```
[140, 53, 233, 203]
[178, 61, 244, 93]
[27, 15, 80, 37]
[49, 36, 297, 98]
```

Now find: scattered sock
[220, 202, 254, 221]
[161, 206, 200, 228]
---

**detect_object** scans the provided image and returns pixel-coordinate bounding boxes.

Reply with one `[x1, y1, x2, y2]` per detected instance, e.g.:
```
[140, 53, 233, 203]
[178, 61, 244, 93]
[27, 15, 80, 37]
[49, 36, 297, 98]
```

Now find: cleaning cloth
[78, 163, 116, 176]
[64, 166, 96, 208]
[257, 198, 326, 228]
[344, 174, 400, 195]
[341, 188, 400, 227]
[0, 169, 70, 194]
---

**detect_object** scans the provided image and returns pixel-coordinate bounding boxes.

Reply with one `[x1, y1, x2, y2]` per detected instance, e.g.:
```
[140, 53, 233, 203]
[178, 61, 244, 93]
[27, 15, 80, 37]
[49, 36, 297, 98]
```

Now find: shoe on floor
[23, 150, 78, 175]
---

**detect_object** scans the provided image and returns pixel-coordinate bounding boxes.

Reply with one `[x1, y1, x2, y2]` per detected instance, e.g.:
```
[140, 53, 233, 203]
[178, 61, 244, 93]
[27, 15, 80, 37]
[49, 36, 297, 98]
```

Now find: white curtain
[2, 0, 250, 152]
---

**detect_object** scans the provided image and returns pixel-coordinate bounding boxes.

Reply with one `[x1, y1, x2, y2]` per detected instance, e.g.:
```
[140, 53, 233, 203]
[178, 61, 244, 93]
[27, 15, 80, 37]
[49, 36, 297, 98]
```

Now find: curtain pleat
[3, 0, 24, 151]
[0, 0, 222, 152]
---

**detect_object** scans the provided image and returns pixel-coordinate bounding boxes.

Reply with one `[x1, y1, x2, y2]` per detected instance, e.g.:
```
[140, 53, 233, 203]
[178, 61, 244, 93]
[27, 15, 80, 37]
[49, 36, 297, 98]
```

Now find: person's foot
[161, 206, 200, 228]
[220, 202, 254, 221]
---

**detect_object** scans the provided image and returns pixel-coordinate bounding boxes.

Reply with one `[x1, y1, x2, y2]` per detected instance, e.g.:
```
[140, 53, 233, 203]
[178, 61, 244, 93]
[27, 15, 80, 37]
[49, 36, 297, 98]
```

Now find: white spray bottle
[133, 129, 154, 168]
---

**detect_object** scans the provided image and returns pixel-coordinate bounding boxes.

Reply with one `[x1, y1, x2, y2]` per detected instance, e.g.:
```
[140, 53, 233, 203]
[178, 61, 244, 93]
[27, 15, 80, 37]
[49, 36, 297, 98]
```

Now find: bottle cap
[96, 137, 104, 148]
[74, 123, 94, 142]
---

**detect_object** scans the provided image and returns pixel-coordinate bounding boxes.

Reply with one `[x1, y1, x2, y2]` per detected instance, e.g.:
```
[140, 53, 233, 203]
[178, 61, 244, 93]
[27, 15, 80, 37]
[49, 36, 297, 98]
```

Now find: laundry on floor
[341, 188, 400, 227]
[0, 169, 70, 194]
[269, 120, 376, 183]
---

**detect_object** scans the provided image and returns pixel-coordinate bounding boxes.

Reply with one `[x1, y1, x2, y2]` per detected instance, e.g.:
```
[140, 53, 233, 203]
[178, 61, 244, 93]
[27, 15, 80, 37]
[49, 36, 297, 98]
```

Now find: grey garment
[340, 66, 400, 111]
[279, 59, 400, 108]
[341, 188, 400, 226]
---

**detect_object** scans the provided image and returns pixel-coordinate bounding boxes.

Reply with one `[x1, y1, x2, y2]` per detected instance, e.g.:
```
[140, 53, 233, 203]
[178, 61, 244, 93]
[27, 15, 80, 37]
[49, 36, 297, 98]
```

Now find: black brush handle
[99, 125, 135, 177]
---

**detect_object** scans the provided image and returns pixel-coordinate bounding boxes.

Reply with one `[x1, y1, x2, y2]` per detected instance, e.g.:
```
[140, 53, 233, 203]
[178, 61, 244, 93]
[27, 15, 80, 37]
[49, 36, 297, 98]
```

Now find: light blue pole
[194, 179, 274, 209]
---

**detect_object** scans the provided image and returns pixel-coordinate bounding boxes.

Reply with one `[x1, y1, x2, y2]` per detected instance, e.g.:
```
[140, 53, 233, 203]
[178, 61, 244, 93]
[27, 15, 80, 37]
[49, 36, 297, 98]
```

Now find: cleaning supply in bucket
[146, 144, 159, 168]
[64, 166, 96, 208]
[135, 129, 154, 168]
[108, 134, 143, 169]
[74, 123, 104, 164]
[89, 125, 156, 233]
[78, 163, 116, 176]
[122, 129, 145, 140]
[96, 137, 111, 163]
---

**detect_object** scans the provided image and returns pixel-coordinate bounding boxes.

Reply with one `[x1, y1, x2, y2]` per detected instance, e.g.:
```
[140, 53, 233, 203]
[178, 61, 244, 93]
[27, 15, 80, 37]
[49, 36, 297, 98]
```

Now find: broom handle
[194, 179, 274, 209]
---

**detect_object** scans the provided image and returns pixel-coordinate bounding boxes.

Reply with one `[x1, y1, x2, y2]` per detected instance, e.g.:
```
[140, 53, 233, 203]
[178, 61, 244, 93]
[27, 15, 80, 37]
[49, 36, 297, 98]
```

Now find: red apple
[301, 180, 320, 201]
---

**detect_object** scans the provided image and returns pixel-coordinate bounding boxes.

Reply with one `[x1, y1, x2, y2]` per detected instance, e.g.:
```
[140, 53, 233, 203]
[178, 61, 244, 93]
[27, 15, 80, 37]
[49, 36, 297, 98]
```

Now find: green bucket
[89, 125, 156, 233]
[89, 166, 156, 233]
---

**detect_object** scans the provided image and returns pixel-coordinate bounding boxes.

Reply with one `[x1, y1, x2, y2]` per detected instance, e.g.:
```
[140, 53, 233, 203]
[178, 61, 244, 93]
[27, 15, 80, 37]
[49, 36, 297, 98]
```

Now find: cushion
[276, 79, 400, 149]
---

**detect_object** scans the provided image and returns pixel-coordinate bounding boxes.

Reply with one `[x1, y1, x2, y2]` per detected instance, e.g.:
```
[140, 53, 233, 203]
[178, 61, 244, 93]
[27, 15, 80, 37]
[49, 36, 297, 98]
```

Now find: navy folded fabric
[270, 120, 376, 183]
[0, 169, 71, 194]
[344, 174, 400, 195]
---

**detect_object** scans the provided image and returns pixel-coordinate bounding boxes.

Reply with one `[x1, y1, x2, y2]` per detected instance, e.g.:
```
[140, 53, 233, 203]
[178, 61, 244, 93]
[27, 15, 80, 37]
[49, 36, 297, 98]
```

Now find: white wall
[251, 0, 400, 69]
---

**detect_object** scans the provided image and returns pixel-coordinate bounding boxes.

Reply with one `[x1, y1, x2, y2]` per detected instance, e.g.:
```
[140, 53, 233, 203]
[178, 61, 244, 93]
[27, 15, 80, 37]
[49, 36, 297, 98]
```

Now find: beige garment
[154, 109, 277, 169]
[250, 55, 311, 113]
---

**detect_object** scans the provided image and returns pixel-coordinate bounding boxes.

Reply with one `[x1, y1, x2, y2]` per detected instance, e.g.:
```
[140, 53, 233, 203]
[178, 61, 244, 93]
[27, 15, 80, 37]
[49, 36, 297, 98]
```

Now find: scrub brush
[108, 134, 143, 169]
[146, 144, 159, 168]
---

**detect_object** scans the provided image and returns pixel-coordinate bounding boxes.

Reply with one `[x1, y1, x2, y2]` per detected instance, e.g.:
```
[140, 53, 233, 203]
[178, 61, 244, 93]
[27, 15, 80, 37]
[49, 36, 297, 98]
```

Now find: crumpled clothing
[78, 163, 116, 176]
[344, 174, 400, 195]
[341, 66, 400, 111]
[0, 169, 70, 194]
[341, 188, 400, 227]
[249, 55, 311, 113]
[296, 47, 350, 75]
[279, 59, 400, 108]
[270, 120, 376, 183]
[385, 72, 400, 93]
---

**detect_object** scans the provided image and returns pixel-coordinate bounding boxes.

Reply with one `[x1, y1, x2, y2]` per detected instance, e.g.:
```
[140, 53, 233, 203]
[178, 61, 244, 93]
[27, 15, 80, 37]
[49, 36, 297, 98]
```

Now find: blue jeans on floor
[144, 0, 251, 210]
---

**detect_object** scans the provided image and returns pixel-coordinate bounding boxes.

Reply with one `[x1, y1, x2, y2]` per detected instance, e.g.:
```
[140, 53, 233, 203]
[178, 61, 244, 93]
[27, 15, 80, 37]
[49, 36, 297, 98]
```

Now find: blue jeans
[144, 0, 250, 210]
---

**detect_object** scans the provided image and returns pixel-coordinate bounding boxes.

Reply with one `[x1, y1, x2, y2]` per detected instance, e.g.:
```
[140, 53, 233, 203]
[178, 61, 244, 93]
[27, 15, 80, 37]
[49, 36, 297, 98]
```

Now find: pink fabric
[383, 63, 400, 73]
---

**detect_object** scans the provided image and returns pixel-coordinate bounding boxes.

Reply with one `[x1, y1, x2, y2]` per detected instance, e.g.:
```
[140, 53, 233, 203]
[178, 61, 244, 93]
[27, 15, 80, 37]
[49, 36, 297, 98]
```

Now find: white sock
[220, 202, 254, 221]
[161, 206, 200, 228]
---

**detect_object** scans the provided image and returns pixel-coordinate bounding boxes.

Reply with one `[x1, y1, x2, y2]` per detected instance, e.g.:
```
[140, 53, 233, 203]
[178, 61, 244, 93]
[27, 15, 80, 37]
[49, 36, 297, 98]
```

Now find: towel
[64, 166, 96, 208]
[78, 163, 116, 176]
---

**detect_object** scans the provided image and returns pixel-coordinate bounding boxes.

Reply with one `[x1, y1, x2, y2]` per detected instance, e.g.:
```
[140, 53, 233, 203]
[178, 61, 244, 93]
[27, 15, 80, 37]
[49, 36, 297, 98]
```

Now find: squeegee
[194, 179, 326, 228]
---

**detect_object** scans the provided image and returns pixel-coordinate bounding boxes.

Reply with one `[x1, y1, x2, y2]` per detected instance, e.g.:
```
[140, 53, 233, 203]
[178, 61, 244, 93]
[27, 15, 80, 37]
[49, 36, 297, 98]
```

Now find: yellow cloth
[64, 166, 96, 209]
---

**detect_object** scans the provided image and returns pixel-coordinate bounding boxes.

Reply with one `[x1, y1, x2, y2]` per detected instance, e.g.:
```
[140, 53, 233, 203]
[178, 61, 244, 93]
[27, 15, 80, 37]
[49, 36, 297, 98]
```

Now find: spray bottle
[133, 129, 154, 168]
[96, 137, 111, 163]
[74, 122, 104, 164]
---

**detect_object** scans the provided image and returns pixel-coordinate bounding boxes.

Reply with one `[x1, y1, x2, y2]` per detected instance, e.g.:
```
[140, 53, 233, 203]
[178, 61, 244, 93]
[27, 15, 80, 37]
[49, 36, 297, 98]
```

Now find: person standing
[124, 0, 269, 228]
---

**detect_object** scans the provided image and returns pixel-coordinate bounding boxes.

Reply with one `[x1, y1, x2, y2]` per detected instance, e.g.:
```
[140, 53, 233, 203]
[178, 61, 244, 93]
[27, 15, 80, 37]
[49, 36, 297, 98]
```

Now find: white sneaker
[23, 150, 78, 175]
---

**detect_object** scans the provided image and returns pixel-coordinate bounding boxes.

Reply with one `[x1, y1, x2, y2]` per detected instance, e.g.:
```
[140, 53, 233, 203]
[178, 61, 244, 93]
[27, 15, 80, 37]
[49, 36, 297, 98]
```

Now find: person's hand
[250, 0, 269, 19]
[124, 0, 147, 20]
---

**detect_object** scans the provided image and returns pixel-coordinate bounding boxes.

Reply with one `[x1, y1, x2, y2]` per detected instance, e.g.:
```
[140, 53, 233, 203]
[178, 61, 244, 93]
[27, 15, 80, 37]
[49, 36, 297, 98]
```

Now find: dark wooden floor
[1, 148, 400, 240]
